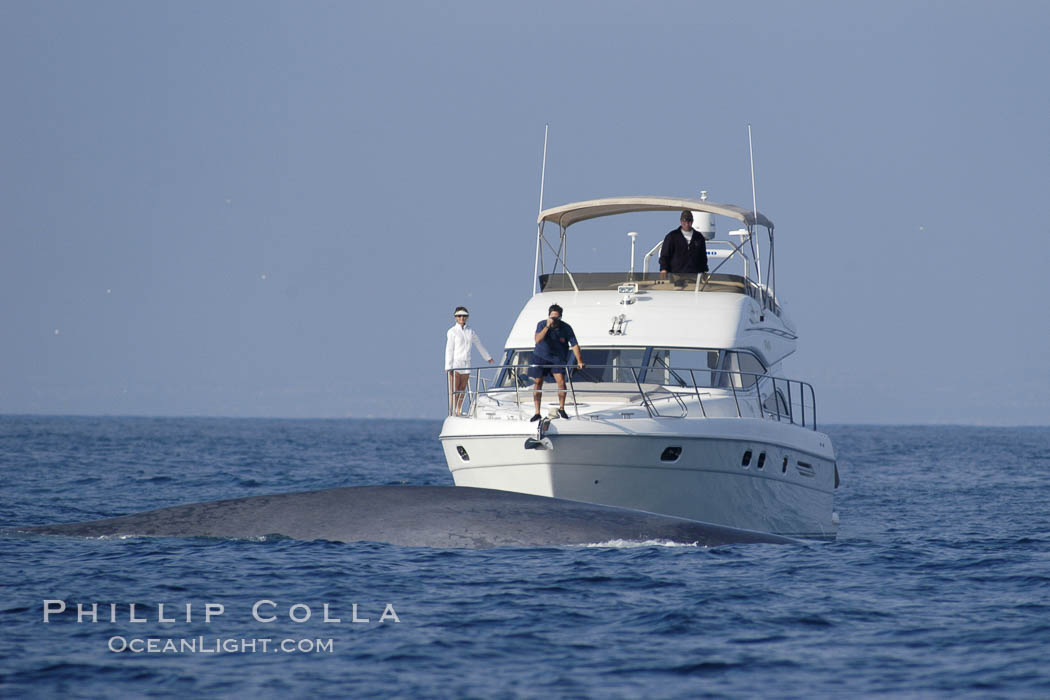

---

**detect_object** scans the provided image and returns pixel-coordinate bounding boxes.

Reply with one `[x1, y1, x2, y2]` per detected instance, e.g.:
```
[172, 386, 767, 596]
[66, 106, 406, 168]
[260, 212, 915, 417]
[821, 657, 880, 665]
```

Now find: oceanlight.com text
[107, 636, 335, 654]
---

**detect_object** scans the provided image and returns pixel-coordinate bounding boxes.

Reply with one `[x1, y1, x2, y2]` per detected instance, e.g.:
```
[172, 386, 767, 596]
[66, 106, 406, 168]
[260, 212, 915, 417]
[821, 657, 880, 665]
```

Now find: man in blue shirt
[528, 304, 585, 421]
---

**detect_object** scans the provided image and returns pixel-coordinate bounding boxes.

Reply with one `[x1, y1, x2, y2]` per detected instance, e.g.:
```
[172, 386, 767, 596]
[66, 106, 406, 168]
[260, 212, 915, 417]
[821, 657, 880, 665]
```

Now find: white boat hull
[440, 416, 838, 539]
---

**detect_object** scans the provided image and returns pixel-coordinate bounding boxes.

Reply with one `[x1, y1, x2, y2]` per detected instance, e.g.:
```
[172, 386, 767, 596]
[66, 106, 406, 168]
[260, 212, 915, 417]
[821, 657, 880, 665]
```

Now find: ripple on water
[1, 419, 1050, 697]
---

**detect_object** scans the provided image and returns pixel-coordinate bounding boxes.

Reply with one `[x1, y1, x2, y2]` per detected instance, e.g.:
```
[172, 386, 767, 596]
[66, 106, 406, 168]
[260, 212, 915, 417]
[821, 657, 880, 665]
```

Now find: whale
[14, 485, 795, 548]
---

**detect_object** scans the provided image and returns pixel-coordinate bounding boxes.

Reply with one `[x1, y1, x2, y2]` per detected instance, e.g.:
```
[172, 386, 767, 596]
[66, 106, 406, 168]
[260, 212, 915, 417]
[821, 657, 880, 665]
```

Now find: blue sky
[2, 1, 1047, 423]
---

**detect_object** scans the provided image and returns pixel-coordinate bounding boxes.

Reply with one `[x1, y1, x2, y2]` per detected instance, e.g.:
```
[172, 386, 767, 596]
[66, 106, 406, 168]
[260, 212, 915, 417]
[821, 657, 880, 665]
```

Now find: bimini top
[538, 196, 774, 230]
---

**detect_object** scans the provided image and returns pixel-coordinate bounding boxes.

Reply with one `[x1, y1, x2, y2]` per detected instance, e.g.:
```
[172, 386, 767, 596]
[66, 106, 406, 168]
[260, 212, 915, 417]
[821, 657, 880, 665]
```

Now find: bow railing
[446, 363, 817, 429]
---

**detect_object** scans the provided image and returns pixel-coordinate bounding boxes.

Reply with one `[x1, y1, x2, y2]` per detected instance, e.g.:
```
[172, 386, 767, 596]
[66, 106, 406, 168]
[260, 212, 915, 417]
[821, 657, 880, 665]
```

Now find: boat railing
[447, 364, 817, 429]
[537, 272, 780, 316]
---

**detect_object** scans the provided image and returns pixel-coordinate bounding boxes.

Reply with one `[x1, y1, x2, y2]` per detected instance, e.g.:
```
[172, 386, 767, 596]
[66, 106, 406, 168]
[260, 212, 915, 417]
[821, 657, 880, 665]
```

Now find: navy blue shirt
[658, 228, 709, 274]
[533, 320, 578, 364]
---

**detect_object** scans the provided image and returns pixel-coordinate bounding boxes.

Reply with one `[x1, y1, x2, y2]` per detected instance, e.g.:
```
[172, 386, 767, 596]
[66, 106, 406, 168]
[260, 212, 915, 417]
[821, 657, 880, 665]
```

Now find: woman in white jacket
[445, 306, 493, 415]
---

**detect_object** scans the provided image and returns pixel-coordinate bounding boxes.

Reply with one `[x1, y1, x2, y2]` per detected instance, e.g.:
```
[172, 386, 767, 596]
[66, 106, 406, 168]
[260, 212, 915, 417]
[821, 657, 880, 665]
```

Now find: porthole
[782, 456, 788, 473]
[757, 452, 766, 470]
[661, 446, 682, 462]
[742, 450, 752, 467]
[456, 445, 470, 462]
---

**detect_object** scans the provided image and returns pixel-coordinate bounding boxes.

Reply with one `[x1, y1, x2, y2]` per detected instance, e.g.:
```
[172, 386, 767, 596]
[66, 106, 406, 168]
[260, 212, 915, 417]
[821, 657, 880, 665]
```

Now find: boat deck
[539, 272, 751, 293]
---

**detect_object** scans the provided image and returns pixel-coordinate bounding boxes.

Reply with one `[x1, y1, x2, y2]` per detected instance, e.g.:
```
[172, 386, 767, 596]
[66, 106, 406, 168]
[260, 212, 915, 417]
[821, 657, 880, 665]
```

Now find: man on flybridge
[659, 210, 709, 277]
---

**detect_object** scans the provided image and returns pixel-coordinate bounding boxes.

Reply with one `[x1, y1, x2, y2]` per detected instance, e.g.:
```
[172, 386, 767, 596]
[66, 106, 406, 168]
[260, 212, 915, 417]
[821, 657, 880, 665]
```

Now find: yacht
[439, 193, 839, 539]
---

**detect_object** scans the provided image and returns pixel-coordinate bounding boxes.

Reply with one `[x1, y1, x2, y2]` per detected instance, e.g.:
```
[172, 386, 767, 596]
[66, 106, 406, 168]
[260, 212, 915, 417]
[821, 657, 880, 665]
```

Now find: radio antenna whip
[748, 124, 762, 291]
[532, 124, 549, 295]
[538, 123, 549, 217]
[747, 124, 770, 313]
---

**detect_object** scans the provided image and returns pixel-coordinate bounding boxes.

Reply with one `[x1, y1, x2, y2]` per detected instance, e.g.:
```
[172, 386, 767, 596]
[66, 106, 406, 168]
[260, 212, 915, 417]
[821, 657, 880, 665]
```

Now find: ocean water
[1, 417, 1049, 698]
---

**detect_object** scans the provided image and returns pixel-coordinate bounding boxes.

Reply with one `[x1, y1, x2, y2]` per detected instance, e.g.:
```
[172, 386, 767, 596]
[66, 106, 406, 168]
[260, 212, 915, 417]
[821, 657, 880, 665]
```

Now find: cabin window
[574, 348, 647, 383]
[499, 350, 534, 387]
[742, 450, 752, 467]
[499, 348, 647, 386]
[499, 346, 767, 391]
[725, 351, 766, 389]
[646, 349, 723, 387]
[763, 389, 790, 419]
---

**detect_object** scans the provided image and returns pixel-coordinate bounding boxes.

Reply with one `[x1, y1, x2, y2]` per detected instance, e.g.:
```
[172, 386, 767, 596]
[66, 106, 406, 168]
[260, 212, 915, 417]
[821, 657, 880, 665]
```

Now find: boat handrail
[641, 239, 741, 274]
[638, 235, 781, 315]
[447, 363, 817, 429]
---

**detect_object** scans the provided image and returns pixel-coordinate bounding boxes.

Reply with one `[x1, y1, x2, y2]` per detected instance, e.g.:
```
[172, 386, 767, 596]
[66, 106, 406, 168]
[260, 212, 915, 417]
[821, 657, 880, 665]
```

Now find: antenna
[748, 124, 762, 290]
[532, 124, 549, 295]
[538, 124, 549, 218]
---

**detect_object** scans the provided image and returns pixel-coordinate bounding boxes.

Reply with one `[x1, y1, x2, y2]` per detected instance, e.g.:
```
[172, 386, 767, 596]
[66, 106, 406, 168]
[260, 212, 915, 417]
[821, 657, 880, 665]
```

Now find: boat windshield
[498, 348, 646, 387]
[648, 349, 764, 388]
[647, 348, 723, 388]
[497, 347, 765, 388]
[575, 348, 646, 383]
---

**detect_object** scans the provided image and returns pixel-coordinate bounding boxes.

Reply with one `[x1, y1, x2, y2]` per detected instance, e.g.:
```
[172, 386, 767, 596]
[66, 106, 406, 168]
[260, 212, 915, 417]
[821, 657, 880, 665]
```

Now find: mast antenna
[747, 123, 770, 312]
[538, 123, 549, 216]
[532, 124, 549, 295]
[748, 124, 762, 290]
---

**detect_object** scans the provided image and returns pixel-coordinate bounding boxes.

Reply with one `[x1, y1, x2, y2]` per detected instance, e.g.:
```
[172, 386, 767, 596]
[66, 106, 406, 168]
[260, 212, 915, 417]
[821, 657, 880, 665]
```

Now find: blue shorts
[528, 363, 566, 380]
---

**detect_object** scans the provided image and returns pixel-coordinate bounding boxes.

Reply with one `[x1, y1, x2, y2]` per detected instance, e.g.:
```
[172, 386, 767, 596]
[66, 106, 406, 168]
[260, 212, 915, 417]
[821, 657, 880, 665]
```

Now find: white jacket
[445, 324, 492, 371]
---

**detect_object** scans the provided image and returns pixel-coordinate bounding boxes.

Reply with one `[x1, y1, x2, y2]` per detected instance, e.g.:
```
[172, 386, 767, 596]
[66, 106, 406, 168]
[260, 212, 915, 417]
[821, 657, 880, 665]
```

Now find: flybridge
[533, 193, 781, 315]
